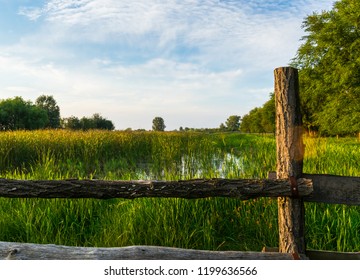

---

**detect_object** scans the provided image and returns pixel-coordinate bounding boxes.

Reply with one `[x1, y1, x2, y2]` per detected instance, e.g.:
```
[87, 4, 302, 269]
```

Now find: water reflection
[133, 153, 244, 180]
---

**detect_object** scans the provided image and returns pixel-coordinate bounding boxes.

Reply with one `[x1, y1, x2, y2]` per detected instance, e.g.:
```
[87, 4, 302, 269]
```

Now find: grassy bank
[0, 130, 359, 251]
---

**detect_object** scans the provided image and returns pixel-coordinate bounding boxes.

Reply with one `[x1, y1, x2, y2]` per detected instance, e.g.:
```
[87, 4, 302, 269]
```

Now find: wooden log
[0, 242, 306, 260]
[269, 172, 360, 205]
[274, 67, 306, 254]
[0, 178, 313, 199]
[303, 174, 360, 205]
[262, 246, 360, 260]
[306, 249, 360, 260]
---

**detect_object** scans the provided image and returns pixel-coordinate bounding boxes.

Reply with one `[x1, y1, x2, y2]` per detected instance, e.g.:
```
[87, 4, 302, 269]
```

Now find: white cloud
[16, 0, 335, 72]
[18, 6, 43, 21]
[18, 1, 332, 45]
[2, 0, 335, 129]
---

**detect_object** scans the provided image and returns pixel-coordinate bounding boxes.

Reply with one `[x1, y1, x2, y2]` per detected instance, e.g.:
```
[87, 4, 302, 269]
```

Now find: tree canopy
[225, 115, 241, 131]
[61, 113, 115, 130]
[35, 95, 61, 128]
[152, 117, 166, 131]
[292, 0, 360, 136]
[0, 97, 48, 130]
[240, 93, 275, 134]
[240, 0, 359, 136]
[0, 95, 115, 131]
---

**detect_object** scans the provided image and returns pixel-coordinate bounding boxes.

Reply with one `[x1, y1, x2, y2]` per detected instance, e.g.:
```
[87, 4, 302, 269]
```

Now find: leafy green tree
[27, 106, 49, 130]
[239, 113, 251, 133]
[152, 117, 166, 131]
[219, 123, 226, 131]
[0, 97, 48, 130]
[292, 0, 360, 135]
[61, 116, 81, 130]
[260, 93, 275, 133]
[240, 93, 275, 133]
[225, 115, 241, 131]
[91, 113, 115, 130]
[240, 108, 263, 133]
[62, 114, 114, 130]
[80, 116, 96, 130]
[35, 95, 60, 128]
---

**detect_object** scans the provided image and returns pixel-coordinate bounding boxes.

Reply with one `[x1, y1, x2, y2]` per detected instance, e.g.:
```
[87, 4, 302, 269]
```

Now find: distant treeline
[0, 95, 114, 131]
[240, 93, 275, 134]
[61, 114, 115, 131]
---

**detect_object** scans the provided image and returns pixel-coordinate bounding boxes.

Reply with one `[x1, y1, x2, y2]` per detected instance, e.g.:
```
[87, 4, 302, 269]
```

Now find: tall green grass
[0, 131, 359, 251]
[302, 136, 360, 251]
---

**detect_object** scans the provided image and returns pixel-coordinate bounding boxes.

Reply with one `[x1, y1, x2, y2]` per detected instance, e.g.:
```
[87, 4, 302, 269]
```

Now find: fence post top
[274, 66, 298, 71]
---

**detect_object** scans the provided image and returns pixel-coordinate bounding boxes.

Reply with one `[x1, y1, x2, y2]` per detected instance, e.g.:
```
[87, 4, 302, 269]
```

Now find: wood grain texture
[306, 250, 360, 260]
[262, 247, 360, 260]
[0, 178, 313, 199]
[303, 174, 360, 205]
[274, 67, 306, 254]
[0, 242, 305, 260]
[268, 172, 360, 205]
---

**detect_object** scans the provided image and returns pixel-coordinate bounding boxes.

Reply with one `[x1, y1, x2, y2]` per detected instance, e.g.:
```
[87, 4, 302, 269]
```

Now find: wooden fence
[1, 67, 359, 260]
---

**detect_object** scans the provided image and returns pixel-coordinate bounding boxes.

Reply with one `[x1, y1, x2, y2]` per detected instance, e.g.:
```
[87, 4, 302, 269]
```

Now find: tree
[61, 116, 81, 130]
[62, 114, 115, 130]
[219, 123, 226, 131]
[240, 108, 262, 133]
[240, 93, 275, 133]
[27, 106, 49, 130]
[35, 95, 60, 128]
[260, 93, 275, 133]
[239, 113, 251, 133]
[91, 113, 115, 130]
[291, 0, 360, 135]
[0, 97, 48, 130]
[152, 117, 166, 131]
[225, 115, 241, 131]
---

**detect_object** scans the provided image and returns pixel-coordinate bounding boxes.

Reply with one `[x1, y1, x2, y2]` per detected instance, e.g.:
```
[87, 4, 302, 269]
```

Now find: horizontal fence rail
[0, 242, 306, 260]
[1, 175, 359, 205]
[262, 247, 360, 260]
[268, 173, 360, 205]
[302, 174, 360, 205]
[0, 178, 313, 200]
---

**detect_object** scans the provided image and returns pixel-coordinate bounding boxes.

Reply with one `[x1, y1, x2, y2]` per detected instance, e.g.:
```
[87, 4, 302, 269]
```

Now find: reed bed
[0, 130, 359, 252]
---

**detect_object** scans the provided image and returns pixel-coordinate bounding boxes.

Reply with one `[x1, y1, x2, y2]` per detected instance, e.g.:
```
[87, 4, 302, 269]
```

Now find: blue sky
[0, 0, 334, 130]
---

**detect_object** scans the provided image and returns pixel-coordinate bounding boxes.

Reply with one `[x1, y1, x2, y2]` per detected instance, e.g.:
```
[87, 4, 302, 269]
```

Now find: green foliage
[0, 131, 359, 251]
[219, 123, 226, 131]
[225, 115, 241, 131]
[0, 131, 280, 250]
[152, 116, 166, 131]
[35, 95, 61, 128]
[62, 113, 115, 130]
[0, 95, 116, 131]
[61, 115, 81, 130]
[240, 93, 275, 133]
[292, 0, 360, 135]
[0, 96, 48, 130]
[90, 113, 115, 130]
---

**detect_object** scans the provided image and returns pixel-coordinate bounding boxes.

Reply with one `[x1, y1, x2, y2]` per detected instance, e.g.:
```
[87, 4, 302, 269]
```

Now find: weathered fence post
[274, 67, 305, 255]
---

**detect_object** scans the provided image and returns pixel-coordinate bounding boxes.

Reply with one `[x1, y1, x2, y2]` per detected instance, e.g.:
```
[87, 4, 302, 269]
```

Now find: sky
[0, 0, 334, 130]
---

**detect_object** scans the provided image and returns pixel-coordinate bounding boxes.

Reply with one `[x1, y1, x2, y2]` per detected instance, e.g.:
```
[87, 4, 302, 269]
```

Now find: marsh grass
[0, 131, 359, 251]
[302, 136, 360, 251]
